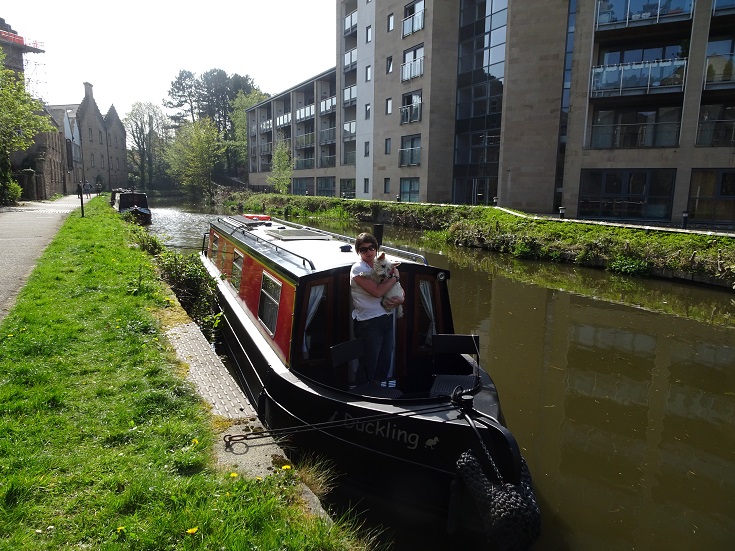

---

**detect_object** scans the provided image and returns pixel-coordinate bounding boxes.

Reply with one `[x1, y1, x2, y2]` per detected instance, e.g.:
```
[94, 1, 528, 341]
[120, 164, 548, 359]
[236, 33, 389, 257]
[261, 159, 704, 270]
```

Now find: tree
[267, 138, 293, 194]
[124, 102, 172, 190]
[230, 88, 269, 175]
[163, 70, 201, 125]
[0, 49, 55, 204]
[166, 118, 224, 201]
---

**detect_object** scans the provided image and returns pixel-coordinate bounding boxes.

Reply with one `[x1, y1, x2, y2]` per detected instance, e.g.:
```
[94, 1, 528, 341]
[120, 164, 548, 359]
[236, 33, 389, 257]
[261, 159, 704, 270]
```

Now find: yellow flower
[191, 438, 199, 446]
[256, 477, 263, 481]
[281, 465, 292, 470]
[186, 527, 199, 534]
[116, 526, 125, 533]
[229, 472, 238, 478]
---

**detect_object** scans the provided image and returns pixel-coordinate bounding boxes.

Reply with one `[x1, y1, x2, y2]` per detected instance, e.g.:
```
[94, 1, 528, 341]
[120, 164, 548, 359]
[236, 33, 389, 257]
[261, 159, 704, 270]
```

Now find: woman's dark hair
[355, 232, 378, 252]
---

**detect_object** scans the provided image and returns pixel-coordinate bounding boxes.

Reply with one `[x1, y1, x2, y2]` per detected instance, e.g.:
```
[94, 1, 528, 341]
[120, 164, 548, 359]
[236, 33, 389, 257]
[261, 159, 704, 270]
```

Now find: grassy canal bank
[0, 199, 365, 550]
[223, 192, 735, 290]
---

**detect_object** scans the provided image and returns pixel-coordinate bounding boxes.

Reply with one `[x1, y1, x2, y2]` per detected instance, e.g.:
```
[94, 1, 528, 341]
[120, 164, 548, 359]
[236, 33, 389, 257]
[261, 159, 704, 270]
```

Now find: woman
[350, 232, 405, 385]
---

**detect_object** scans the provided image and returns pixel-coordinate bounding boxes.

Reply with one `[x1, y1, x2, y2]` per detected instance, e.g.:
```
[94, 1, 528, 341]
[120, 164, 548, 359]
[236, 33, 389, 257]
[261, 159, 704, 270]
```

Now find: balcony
[295, 104, 315, 122]
[401, 57, 424, 82]
[320, 155, 336, 168]
[596, 0, 693, 29]
[295, 158, 315, 170]
[590, 59, 686, 97]
[400, 102, 422, 124]
[587, 121, 680, 148]
[696, 120, 735, 146]
[343, 120, 356, 141]
[260, 162, 272, 172]
[344, 10, 357, 36]
[402, 9, 425, 37]
[295, 132, 315, 149]
[343, 85, 357, 106]
[704, 54, 735, 90]
[259, 119, 273, 133]
[344, 48, 358, 72]
[713, 0, 735, 14]
[276, 138, 291, 150]
[399, 147, 422, 166]
[259, 142, 273, 155]
[276, 113, 292, 128]
[343, 151, 356, 165]
[320, 96, 337, 115]
[319, 127, 336, 144]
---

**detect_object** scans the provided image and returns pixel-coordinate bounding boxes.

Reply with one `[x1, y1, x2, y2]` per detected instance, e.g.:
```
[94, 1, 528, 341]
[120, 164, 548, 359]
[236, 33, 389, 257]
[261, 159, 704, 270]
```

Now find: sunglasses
[358, 245, 376, 253]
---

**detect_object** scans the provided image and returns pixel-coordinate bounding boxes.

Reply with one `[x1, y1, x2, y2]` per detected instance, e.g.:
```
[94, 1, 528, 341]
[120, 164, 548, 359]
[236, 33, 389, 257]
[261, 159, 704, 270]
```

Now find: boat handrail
[217, 216, 317, 271]
[268, 217, 429, 266]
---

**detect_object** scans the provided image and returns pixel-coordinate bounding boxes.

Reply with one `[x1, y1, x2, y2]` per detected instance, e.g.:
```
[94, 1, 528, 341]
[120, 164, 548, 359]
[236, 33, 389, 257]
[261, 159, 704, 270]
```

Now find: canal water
[149, 204, 735, 550]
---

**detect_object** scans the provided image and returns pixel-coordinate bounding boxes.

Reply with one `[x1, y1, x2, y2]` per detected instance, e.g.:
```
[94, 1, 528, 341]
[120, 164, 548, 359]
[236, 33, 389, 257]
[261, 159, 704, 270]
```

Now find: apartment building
[247, 0, 735, 225]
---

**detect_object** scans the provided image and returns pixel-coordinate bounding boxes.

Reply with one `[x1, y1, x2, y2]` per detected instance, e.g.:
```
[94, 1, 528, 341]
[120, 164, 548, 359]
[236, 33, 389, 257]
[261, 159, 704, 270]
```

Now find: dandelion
[186, 527, 199, 534]
[256, 477, 263, 481]
[191, 438, 199, 446]
[281, 465, 292, 471]
[229, 472, 238, 478]
[117, 526, 125, 533]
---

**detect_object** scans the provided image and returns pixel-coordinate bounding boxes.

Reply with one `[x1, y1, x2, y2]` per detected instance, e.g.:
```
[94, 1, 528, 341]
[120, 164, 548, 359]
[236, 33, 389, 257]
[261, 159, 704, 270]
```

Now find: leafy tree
[267, 138, 293, 194]
[163, 70, 201, 125]
[230, 88, 269, 175]
[124, 102, 172, 190]
[0, 49, 55, 204]
[166, 118, 224, 201]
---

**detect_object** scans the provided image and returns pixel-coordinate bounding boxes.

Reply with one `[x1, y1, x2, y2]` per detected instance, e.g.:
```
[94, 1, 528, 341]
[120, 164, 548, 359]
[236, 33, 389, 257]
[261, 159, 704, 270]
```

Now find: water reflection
[149, 209, 735, 549]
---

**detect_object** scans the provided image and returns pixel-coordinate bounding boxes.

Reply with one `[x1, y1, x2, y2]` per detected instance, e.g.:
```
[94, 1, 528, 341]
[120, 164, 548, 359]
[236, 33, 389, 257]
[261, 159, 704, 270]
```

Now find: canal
[150, 203, 735, 550]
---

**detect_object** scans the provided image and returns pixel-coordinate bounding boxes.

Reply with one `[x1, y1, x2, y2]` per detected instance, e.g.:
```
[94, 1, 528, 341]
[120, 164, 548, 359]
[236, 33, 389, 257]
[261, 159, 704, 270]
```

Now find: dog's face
[373, 253, 400, 282]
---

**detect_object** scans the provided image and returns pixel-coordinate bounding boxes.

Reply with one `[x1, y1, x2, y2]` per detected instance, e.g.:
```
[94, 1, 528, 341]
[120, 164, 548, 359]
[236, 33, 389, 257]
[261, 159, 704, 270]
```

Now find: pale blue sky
[2, 1, 336, 117]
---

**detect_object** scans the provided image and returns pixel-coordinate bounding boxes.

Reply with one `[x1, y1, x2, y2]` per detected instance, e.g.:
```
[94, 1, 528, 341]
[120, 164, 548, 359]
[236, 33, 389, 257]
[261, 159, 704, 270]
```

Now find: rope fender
[449, 450, 541, 550]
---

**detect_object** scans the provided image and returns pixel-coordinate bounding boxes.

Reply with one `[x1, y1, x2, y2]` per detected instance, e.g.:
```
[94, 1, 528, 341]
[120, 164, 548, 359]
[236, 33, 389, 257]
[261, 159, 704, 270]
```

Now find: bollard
[682, 210, 689, 229]
[559, 206, 566, 219]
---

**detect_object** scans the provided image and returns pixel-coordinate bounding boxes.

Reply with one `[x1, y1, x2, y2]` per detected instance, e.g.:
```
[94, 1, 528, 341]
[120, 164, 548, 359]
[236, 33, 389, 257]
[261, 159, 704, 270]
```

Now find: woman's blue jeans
[353, 314, 394, 384]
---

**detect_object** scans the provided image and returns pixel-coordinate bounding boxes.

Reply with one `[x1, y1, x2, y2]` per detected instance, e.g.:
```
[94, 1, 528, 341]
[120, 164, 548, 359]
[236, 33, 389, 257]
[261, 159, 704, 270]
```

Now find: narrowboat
[200, 216, 540, 548]
[114, 191, 152, 225]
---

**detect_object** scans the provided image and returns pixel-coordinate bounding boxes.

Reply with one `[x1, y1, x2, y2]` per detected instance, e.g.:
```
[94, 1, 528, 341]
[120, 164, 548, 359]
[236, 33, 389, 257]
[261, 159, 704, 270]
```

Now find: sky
[1, 0, 337, 118]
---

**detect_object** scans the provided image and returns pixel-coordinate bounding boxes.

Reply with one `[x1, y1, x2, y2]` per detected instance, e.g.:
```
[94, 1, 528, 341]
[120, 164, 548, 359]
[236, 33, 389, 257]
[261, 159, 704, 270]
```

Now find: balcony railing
[343, 85, 357, 106]
[400, 102, 422, 124]
[344, 10, 358, 35]
[344, 48, 357, 72]
[696, 120, 735, 146]
[399, 147, 422, 166]
[343, 120, 356, 141]
[590, 59, 686, 97]
[295, 158, 315, 170]
[320, 155, 336, 168]
[276, 138, 291, 150]
[259, 119, 273, 133]
[260, 162, 272, 172]
[401, 57, 424, 82]
[596, 0, 693, 28]
[276, 113, 292, 128]
[343, 151, 356, 165]
[320, 96, 337, 114]
[704, 54, 735, 89]
[319, 127, 336, 144]
[402, 9, 425, 37]
[587, 121, 680, 148]
[259, 142, 273, 155]
[713, 0, 735, 14]
[295, 104, 315, 122]
[295, 133, 315, 149]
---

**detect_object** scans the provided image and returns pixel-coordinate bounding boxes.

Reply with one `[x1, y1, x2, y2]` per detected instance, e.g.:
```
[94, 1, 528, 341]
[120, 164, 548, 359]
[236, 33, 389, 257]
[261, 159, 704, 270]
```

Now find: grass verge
[0, 199, 367, 550]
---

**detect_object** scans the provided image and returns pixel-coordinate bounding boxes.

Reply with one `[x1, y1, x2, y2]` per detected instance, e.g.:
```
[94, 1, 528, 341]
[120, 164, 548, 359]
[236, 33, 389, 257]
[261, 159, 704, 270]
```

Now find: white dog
[367, 253, 404, 318]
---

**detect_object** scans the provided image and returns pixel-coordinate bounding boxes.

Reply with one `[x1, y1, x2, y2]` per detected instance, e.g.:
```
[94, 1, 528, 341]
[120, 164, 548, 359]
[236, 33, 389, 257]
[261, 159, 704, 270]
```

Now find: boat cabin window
[231, 249, 243, 293]
[416, 277, 438, 352]
[302, 284, 327, 360]
[209, 234, 219, 261]
[258, 272, 281, 335]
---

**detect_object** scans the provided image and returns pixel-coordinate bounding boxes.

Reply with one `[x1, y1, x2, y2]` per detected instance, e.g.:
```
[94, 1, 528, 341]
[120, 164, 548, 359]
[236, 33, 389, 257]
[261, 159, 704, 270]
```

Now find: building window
[402, 0, 425, 37]
[399, 177, 420, 202]
[88, 128, 92, 141]
[317, 176, 336, 196]
[578, 169, 675, 220]
[688, 169, 735, 224]
[293, 177, 311, 195]
[589, 107, 681, 149]
[385, 137, 392, 154]
[384, 177, 391, 193]
[340, 178, 356, 198]
[386, 98, 393, 114]
[364, 141, 370, 157]
[366, 65, 372, 81]
[401, 90, 422, 123]
[90, 153, 95, 167]
[401, 44, 424, 81]
[99, 130, 103, 144]
[366, 25, 372, 43]
[386, 56, 393, 73]
[258, 272, 281, 336]
[399, 134, 421, 166]
[364, 178, 370, 193]
[388, 13, 394, 32]
[365, 103, 371, 119]
[101, 156, 105, 169]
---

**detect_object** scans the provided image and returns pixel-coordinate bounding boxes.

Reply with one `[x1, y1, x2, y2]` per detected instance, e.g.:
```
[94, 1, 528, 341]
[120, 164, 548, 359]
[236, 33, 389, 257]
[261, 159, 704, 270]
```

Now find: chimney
[84, 82, 93, 98]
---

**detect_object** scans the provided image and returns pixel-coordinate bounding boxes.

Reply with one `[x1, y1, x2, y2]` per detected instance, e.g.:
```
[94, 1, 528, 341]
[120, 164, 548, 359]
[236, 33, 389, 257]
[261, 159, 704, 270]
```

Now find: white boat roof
[210, 216, 427, 280]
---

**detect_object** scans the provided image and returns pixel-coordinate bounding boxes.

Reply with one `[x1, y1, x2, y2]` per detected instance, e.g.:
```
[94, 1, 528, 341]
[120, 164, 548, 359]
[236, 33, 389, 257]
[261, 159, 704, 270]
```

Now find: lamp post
[682, 210, 689, 229]
[559, 206, 566, 219]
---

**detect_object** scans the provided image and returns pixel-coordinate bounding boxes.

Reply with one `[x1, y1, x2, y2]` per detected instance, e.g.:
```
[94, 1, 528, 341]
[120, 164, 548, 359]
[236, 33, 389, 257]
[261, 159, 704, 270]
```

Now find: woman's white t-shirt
[350, 260, 388, 321]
